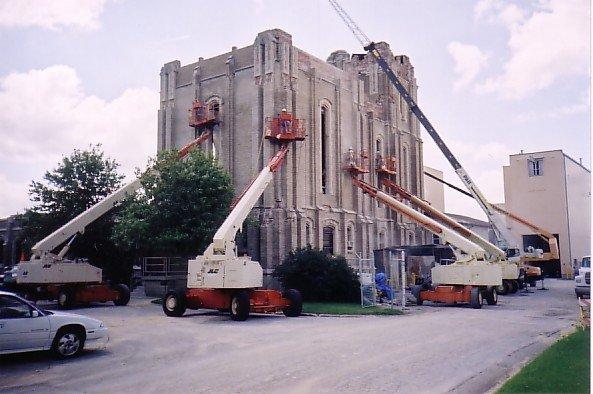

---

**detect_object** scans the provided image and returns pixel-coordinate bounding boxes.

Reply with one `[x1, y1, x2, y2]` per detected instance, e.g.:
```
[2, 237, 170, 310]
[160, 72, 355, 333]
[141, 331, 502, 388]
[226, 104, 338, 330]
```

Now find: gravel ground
[0, 279, 579, 393]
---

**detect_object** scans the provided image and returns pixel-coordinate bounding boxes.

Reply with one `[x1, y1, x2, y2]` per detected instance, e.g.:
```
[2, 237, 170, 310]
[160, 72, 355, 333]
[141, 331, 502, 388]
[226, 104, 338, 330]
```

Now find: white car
[0, 290, 108, 358]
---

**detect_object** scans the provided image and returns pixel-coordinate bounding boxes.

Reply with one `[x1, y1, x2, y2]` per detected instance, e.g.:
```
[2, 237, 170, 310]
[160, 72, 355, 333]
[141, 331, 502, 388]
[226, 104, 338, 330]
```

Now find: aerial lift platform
[162, 111, 306, 321]
[4, 131, 213, 308]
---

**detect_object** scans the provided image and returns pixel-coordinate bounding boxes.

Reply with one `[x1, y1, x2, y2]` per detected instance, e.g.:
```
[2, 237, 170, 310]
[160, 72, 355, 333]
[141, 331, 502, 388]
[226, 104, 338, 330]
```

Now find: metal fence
[351, 250, 407, 308]
[142, 257, 188, 277]
[348, 253, 377, 308]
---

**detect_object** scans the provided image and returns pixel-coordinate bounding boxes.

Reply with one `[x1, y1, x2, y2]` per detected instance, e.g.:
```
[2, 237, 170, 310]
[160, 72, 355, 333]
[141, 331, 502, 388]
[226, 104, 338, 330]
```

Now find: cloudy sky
[0, 0, 590, 220]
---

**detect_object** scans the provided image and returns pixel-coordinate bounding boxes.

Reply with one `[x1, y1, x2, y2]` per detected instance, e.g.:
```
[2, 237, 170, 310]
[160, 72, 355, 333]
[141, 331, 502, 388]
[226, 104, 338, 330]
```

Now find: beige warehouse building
[503, 150, 591, 278]
[157, 29, 428, 276]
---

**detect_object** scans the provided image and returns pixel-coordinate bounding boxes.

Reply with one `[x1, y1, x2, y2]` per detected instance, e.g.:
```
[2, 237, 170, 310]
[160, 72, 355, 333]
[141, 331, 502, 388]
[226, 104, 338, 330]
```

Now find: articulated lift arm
[329, 0, 522, 252]
[381, 178, 506, 261]
[202, 145, 290, 258]
[30, 131, 213, 260]
[352, 178, 486, 260]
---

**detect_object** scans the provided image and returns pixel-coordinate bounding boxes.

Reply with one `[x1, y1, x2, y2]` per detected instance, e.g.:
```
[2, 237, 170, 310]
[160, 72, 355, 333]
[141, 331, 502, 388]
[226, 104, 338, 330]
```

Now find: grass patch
[498, 328, 590, 393]
[302, 302, 402, 315]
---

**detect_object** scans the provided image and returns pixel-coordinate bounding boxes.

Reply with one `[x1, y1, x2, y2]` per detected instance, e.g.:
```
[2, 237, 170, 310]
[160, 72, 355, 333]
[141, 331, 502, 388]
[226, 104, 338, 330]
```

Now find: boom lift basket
[343, 149, 370, 175]
[188, 100, 220, 128]
[375, 155, 397, 175]
[265, 113, 306, 142]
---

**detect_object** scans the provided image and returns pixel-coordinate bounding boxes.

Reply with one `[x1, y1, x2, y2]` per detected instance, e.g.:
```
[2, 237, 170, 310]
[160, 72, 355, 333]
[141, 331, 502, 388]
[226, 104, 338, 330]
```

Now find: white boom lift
[162, 112, 307, 321]
[350, 177, 502, 308]
[379, 178, 522, 305]
[4, 131, 213, 308]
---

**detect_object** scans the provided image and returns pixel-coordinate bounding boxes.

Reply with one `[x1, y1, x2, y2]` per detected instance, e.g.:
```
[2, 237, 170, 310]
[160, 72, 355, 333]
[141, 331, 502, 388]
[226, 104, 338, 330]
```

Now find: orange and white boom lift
[328, 0, 532, 290]
[380, 179, 520, 303]
[161, 112, 307, 321]
[6, 131, 213, 309]
[350, 177, 502, 308]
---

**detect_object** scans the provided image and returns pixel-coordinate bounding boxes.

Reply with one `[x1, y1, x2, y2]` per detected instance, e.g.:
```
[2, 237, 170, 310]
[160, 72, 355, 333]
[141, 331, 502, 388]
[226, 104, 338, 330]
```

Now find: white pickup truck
[575, 256, 590, 298]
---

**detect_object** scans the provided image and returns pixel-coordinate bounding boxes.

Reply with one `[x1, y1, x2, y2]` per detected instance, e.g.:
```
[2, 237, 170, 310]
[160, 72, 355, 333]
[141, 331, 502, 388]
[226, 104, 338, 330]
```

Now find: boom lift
[161, 112, 306, 321]
[4, 131, 213, 308]
[328, 0, 534, 291]
[350, 177, 501, 308]
[380, 179, 519, 302]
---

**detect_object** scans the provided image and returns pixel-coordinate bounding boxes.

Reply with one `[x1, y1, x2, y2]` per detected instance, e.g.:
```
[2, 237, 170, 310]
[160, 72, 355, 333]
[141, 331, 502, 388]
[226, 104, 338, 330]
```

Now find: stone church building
[158, 29, 427, 274]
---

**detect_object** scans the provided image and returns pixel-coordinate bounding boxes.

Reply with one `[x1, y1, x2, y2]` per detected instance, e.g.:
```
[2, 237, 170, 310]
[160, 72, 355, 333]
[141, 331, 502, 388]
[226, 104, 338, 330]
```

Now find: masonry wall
[158, 29, 426, 278]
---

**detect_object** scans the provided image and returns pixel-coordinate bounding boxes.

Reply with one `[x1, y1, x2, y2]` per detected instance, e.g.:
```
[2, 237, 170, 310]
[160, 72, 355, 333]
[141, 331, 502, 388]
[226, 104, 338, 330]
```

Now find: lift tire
[282, 289, 303, 317]
[411, 285, 423, 305]
[484, 287, 498, 305]
[113, 284, 131, 306]
[509, 280, 519, 294]
[57, 288, 75, 309]
[469, 287, 483, 309]
[497, 281, 509, 295]
[230, 291, 250, 321]
[162, 290, 187, 317]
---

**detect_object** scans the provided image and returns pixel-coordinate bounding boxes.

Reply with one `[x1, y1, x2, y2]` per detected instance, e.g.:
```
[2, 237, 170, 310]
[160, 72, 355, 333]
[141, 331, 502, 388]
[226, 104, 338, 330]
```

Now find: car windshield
[582, 257, 590, 268]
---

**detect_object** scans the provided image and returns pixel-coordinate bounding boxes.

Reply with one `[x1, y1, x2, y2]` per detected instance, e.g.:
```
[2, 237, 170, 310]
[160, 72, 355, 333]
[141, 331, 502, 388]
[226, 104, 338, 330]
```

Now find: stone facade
[158, 29, 426, 274]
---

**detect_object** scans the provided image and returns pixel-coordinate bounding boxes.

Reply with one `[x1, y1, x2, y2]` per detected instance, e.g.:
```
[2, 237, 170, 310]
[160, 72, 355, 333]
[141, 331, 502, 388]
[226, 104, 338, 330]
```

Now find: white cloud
[475, 0, 527, 27]
[475, 0, 590, 100]
[447, 41, 489, 91]
[0, 65, 157, 216]
[422, 133, 513, 220]
[515, 91, 590, 122]
[0, 174, 29, 217]
[0, 0, 109, 30]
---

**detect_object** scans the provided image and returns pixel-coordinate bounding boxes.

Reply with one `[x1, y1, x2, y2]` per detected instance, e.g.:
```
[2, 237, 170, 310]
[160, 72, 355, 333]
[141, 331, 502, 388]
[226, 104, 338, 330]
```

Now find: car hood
[45, 310, 104, 330]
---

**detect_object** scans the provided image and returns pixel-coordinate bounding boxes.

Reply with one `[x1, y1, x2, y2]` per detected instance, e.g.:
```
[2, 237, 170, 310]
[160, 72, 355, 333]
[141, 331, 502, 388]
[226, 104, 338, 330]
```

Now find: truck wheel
[469, 287, 483, 309]
[52, 326, 85, 358]
[57, 288, 74, 309]
[113, 284, 131, 306]
[162, 290, 187, 317]
[509, 280, 519, 294]
[282, 289, 303, 317]
[230, 291, 250, 321]
[484, 287, 498, 305]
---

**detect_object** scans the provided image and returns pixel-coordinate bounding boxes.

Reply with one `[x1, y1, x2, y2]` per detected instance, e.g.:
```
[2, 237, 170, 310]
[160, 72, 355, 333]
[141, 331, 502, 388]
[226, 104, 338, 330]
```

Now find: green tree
[112, 149, 234, 257]
[273, 247, 360, 302]
[20, 145, 131, 282]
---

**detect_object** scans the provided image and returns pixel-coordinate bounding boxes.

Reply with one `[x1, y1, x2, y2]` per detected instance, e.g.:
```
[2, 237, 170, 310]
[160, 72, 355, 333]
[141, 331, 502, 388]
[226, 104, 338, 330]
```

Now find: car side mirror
[31, 310, 40, 318]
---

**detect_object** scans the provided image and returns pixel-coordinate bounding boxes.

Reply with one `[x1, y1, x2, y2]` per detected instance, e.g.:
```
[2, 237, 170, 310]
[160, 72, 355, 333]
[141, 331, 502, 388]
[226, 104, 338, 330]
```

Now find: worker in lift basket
[347, 147, 356, 168]
[278, 108, 292, 138]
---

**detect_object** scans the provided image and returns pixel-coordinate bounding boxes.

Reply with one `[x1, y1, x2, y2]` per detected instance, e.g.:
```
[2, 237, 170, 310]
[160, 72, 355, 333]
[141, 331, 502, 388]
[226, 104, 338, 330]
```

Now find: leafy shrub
[273, 247, 360, 302]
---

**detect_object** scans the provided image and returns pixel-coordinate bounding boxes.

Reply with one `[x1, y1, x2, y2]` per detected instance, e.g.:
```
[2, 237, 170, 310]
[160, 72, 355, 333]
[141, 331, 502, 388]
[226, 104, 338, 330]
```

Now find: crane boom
[30, 131, 212, 259]
[328, 0, 521, 251]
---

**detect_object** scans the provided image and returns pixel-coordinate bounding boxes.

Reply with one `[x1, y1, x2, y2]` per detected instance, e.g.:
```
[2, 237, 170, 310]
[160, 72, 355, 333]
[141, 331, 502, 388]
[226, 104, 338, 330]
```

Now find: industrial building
[502, 150, 591, 278]
[157, 29, 427, 275]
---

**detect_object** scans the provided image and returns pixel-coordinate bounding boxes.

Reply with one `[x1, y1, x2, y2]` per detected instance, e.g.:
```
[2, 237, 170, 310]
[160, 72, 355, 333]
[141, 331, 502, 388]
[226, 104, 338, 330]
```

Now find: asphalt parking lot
[0, 279, 580, 393]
